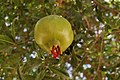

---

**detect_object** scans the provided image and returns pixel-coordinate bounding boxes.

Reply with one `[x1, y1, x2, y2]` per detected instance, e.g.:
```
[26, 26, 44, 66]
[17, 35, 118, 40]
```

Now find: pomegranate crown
[50, 45, 61, 59]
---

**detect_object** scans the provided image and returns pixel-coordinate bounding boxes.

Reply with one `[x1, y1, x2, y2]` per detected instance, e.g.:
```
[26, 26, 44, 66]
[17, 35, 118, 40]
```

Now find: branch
[93, 0, 120, 15]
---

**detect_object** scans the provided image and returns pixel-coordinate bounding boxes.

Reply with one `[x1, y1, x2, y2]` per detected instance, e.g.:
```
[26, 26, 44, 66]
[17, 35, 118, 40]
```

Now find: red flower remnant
[50, 45, 61, 59]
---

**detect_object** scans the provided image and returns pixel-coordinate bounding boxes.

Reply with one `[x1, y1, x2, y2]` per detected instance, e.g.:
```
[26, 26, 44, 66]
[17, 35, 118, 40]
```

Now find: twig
[83, 16, 90, 29]
[89, 35, 100, 50]
[93, 0, 120, 15]
[92, 31, 105, 80]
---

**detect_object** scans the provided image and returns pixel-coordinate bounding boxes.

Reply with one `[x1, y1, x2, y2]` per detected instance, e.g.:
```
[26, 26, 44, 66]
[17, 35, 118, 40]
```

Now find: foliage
[0, 0, 120, 80]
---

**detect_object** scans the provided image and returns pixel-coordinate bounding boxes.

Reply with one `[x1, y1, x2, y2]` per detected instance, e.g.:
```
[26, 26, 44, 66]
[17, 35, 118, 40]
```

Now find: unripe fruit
[34, 15, 74, 58]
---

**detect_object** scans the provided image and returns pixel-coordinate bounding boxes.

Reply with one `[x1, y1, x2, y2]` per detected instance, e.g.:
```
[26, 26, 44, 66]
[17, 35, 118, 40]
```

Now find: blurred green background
[0, 0, 120, 80]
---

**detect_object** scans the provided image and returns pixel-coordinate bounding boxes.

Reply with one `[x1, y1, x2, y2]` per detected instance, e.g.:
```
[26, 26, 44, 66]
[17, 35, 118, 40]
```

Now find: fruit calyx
[50, 45, 61, 59]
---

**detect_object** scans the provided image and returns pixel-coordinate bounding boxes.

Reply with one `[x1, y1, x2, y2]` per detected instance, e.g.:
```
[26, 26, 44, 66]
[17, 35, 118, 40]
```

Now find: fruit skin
[34, 15, 74, 54]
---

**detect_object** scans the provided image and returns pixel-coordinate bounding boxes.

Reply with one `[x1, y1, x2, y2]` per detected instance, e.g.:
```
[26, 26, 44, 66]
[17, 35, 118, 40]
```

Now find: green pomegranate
[34, 15, 74, 58]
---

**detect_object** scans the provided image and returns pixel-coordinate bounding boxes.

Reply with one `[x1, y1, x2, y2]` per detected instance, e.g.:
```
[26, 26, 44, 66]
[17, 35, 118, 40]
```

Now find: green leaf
[44, 75, 60, 80]
[76, 0, 82, 9]
[35, 69, 46, 80]
[20, 0, 24, 3]
[49, 66, 69, 79]
[23, 75, 35, 80]
[11, 17, 18, 38]
[70, 53, 78, 68]
[13, 0, 20, 5]
[105, 24, 111, 31]
[0, 35, 15, 45]
[96, 8, 104, 23]
[117, 74, 120, 80]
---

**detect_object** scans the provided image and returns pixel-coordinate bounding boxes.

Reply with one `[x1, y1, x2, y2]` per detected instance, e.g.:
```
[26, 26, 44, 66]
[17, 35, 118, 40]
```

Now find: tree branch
[93, 0, 120, 15]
